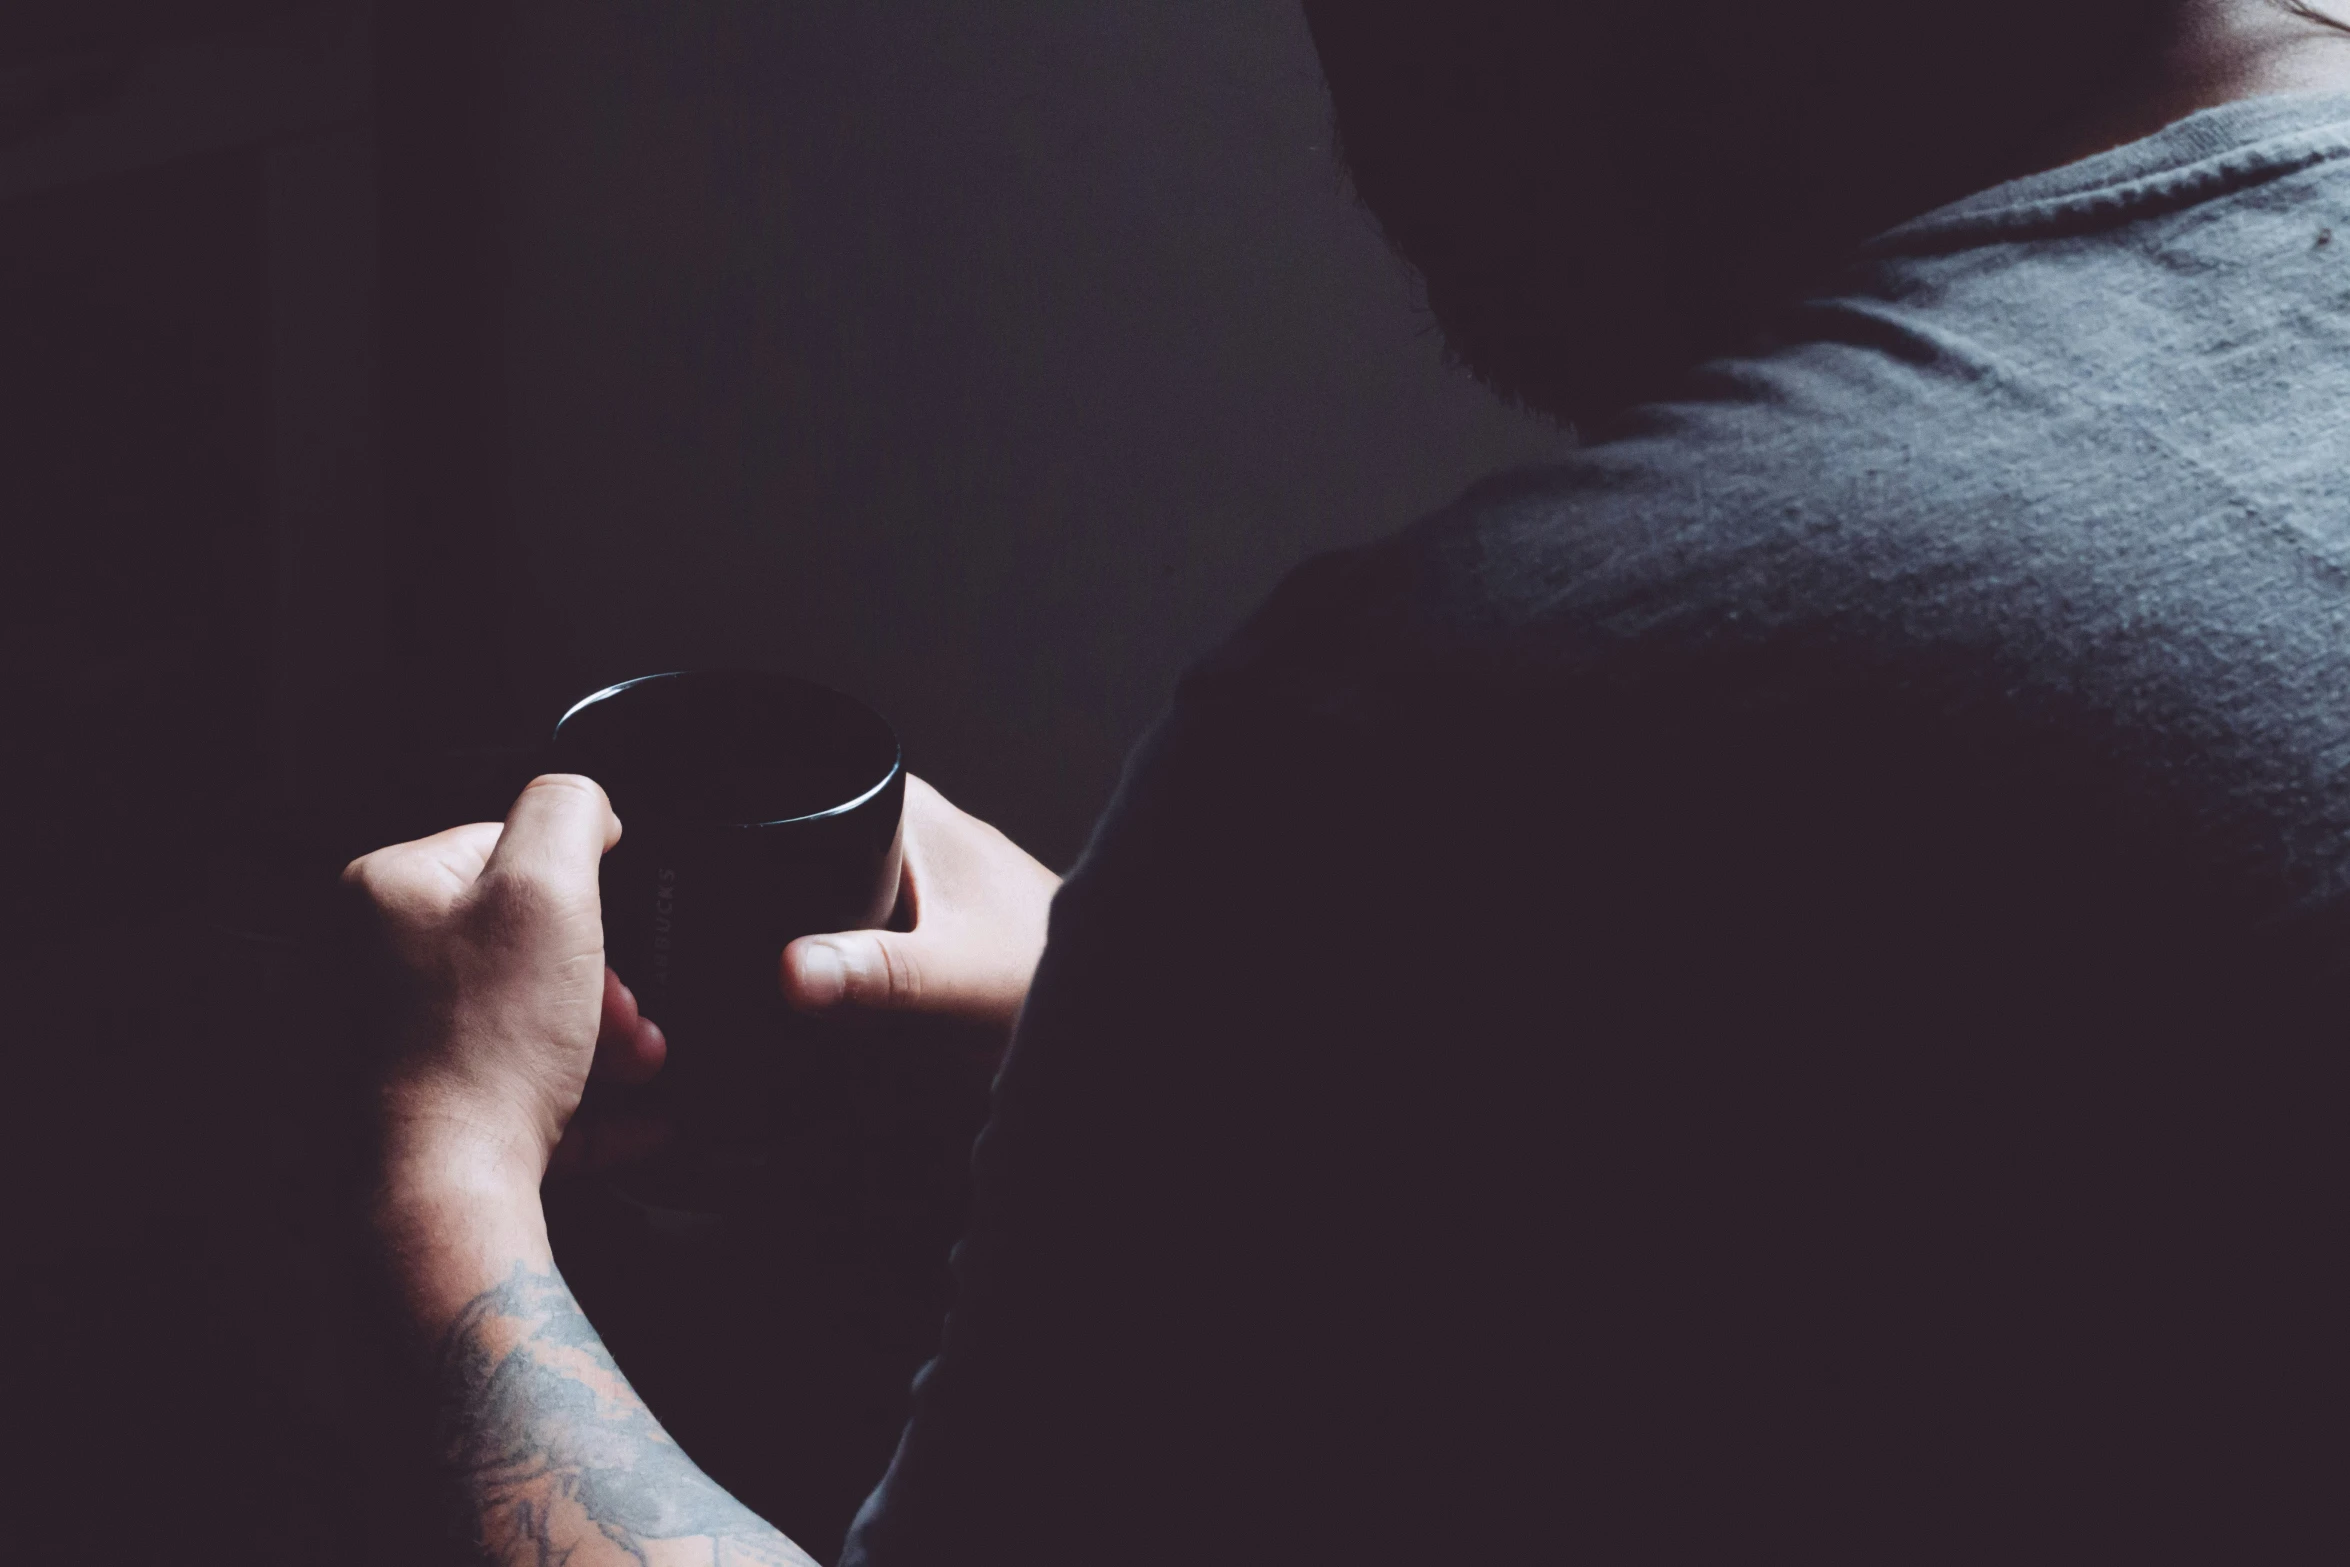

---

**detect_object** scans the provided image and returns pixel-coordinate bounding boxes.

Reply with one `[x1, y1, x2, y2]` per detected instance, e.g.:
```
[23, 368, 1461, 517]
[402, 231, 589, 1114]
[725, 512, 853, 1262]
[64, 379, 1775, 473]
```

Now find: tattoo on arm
[434, 1261, 817, 1567]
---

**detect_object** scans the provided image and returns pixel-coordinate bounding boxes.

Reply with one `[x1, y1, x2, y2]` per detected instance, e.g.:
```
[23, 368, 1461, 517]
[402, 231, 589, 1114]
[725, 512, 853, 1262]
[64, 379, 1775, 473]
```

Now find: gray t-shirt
[850, 93, 2350, 1562]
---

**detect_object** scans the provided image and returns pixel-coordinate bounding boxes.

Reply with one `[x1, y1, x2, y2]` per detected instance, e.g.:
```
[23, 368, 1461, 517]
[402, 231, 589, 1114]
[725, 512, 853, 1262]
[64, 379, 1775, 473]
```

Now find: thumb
[783, 930, 929, 1015]
[481, 774, 622, 899]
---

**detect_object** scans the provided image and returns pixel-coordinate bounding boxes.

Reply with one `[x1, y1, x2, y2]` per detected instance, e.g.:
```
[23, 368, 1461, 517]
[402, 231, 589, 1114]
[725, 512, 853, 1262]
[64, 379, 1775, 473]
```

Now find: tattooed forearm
[433, 1261, 817, 1567]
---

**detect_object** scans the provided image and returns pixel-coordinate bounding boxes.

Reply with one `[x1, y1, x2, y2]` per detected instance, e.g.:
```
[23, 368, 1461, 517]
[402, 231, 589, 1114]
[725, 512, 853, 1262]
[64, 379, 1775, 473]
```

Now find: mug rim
[553, 668, 902, 829]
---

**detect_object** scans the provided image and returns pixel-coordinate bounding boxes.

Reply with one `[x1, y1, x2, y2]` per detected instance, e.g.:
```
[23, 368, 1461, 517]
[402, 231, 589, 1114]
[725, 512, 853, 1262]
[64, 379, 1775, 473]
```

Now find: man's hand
[351, 775, 812, 1565]
[344, 773, 665, 1189]
[780, 774, 1061, 1039]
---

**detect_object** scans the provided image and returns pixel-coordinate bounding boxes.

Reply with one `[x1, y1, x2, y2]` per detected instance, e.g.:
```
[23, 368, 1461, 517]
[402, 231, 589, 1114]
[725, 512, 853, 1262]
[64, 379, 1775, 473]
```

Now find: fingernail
[796, 941, 846, 1007]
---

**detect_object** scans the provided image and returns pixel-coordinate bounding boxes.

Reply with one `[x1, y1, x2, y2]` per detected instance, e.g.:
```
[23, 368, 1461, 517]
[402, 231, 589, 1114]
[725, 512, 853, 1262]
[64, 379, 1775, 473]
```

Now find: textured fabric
[846, 93, 2350, 1563]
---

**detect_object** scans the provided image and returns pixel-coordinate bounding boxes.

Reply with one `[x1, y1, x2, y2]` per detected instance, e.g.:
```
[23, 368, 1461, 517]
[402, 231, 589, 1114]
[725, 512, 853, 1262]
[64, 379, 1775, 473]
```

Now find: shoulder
[1169, 347, 2052, 742]
[1055, 373, 1959, 928]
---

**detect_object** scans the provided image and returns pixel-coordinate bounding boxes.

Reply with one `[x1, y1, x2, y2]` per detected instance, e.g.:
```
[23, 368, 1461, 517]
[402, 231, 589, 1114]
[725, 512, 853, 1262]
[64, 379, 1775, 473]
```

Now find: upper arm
[840, 629, 1625, 1563]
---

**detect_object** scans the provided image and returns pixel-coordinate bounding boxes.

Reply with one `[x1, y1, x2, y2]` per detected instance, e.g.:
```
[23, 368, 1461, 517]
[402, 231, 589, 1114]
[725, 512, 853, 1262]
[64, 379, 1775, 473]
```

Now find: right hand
[343, 775, 666, 1190]
[780, 775, 1060, 1042]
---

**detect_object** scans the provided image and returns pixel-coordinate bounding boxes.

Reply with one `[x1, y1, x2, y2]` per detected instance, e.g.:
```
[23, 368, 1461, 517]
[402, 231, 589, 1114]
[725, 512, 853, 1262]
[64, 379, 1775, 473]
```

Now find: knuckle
[875, 940, 923, 1006]
[525, 772, 607, 810]
[339, 849, 405, 907]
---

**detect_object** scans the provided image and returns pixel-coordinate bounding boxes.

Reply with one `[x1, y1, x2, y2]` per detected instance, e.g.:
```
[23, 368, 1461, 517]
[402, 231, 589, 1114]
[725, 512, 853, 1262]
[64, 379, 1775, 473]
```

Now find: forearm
[373, 1148, 815, 1567]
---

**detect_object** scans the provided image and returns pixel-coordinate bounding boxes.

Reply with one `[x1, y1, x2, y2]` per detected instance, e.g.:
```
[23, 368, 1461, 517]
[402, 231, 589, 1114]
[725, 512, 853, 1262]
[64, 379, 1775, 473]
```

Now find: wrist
[374, 1140, 541, 1252]
[370, 1126, 554, 1346]
[376, 1136, 540, 1215]
[375, 1073, 551, 1198]
[372, 1092, 546, 1251]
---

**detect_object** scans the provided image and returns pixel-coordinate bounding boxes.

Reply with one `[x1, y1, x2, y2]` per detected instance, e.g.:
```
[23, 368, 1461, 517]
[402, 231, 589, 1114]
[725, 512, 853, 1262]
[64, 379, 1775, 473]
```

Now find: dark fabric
[846, 94, 2350, 1563]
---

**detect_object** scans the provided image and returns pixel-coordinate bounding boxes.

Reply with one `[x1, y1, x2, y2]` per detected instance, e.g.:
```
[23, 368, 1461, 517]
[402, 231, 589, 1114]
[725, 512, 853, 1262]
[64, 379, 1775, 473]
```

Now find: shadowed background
[491, 2, 1560, 869]
[1, 2, 1556, 1559]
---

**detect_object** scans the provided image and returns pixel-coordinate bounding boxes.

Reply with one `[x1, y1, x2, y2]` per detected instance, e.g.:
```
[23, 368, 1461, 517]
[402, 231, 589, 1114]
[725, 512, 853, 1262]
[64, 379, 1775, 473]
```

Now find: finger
[887, 777, 951, 928]
[480, 774, 622, 899]
[404, 821, 509, 885]
[340, 821, 507, 910]
[784, 929, 943, 1016]
[592, 967, 668, 1084]
[902, 772, 952, 822]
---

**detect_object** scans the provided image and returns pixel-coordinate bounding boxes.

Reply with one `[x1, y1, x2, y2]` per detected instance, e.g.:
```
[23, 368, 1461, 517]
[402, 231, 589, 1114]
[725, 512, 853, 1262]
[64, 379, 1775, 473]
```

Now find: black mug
[550, 670, 905, 1211]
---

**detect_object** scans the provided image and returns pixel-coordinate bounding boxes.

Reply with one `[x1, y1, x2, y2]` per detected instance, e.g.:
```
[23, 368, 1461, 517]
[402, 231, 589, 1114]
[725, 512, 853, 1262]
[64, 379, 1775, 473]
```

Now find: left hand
[344, 774, 669, 1189]
[780, 774, 1060, 1040]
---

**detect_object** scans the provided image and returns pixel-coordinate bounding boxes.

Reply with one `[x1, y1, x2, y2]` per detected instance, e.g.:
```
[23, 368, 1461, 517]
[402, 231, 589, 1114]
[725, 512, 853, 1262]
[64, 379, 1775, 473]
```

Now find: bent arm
[376, 1154, 816, 1567]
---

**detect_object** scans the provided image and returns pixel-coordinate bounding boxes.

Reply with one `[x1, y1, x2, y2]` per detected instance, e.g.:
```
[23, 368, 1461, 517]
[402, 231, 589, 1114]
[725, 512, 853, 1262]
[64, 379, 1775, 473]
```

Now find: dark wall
[7, 8, 1561, 1559]
[494, 0, 1561, 867]
[0, 153, 271, 943]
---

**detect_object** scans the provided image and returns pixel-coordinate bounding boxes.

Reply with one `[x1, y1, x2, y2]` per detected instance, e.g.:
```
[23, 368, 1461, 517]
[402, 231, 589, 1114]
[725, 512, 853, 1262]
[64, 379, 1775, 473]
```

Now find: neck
[2031, 0, 2350, 170]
